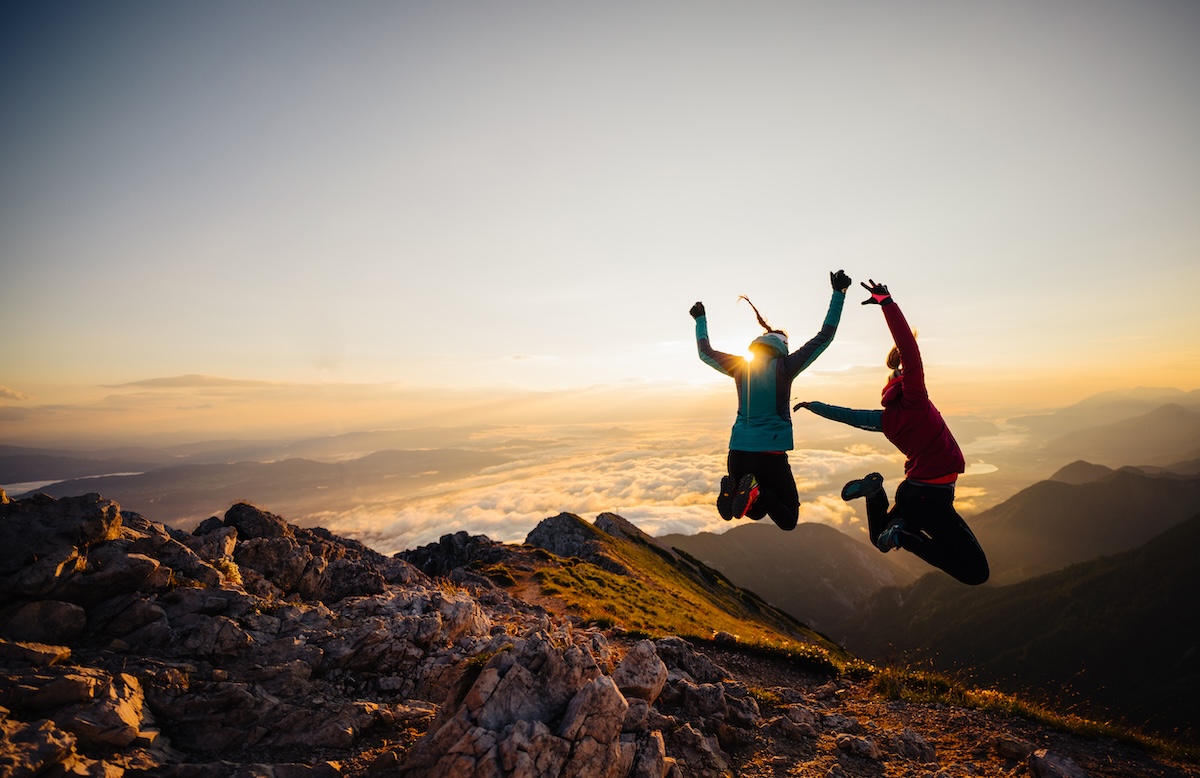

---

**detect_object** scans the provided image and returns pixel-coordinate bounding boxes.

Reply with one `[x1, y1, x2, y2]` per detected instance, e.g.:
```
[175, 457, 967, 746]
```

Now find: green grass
[474, 563, 516, 587]
[528, 516, 862, 678]
[871, 666, 1200, 762]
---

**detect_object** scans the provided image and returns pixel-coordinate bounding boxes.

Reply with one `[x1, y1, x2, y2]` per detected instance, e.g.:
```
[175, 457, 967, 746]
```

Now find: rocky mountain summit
[1, 488, 1195, 777]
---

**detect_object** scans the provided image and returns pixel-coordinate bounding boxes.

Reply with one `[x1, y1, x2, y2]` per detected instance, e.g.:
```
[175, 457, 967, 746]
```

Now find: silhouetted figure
[691, 269, 851, 530]
[796, 280, 989, 584]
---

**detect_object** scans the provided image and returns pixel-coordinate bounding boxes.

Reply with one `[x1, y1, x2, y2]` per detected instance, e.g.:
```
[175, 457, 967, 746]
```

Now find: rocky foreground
[0, 489, 1195, 777]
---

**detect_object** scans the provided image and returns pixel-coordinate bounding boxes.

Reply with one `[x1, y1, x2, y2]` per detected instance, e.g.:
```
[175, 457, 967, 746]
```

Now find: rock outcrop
[524, 512, 630, 575]
[0, 493, 1187, 778]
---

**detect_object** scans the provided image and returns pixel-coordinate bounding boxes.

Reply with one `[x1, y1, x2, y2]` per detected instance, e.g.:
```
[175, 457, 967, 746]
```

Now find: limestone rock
[654, 637, 728, 684]
[52, 671, 145, 749]
[524, 513, 630, 575]
[0, 639, 71, 667]
[0, 494, 123, 601]
[0, 600, 87, 644]
[629, 730, 668, 778]
[666, 722, 729, 776]
[1030, 748, 1092, 778]
[612, 640, 668, 703]
[224, 501, 294, 540]
[0, 493, 122, 577]
[836, 734, 883, 761]
[996, 735, 1035, 760]
[892, 727, 937, 763]
[0, 713, 78, 777]
[399, 629, 628, 778]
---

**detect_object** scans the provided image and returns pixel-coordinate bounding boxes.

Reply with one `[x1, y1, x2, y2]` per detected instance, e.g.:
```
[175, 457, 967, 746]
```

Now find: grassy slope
[491, 513, 1197, 758]
[502, 514, 865, 675]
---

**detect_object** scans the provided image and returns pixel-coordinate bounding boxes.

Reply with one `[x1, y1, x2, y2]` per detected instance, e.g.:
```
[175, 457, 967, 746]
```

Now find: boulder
[1029, 749, 1092, 778]
[653, 637, 728, 684]
[524, 514, 630, 576]
[892, 727, 937, 763]
[0, 713, 78, 777]
[0, 600, 87, 644]
[612, 640, 668, 703]
[223, 502, 294, 540]
[400, 629, 629, 777]
[0, 493, 122, 577]
[52, 671, 145, 749]
[0, 494, 125, 602]
[836, 734, 883, 761]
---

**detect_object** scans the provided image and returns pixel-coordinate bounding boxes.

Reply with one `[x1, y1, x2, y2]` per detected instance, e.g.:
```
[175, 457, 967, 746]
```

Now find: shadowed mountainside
[843, 513, 1200, 746]
[969, 467, 1200, 583]
[658, 522, 922, 643]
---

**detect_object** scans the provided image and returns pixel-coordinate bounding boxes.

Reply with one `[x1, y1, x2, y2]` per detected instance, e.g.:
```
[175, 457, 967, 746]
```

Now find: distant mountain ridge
[970, 467, 1200, 583]
[19, 448, 509, 527]
[1010, 387, 1200, 438]
[1037, 403, 1200, 469]
[1048, 460, 1114, 484]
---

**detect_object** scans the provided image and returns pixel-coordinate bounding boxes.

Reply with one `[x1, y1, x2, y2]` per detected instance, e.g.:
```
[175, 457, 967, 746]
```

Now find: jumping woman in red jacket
[795, 280, 989, 585]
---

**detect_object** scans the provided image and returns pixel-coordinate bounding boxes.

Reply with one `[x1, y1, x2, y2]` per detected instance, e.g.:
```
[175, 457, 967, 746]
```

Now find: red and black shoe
[731, 474, 759, 519]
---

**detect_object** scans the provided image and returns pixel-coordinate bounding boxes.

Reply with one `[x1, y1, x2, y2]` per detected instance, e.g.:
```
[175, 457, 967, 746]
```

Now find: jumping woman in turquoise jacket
[690, 270, 851, 530]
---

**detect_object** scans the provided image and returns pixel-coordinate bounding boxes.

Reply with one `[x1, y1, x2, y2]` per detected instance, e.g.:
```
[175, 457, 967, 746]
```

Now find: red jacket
[880, 302, 965, 482]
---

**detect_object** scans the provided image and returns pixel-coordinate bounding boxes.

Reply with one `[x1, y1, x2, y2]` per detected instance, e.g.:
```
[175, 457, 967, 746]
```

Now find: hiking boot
[841, 472, 884, 501]
[717, 475, 736, 520]
[877, 521, 906, 552]
[731, 474, 759, 519]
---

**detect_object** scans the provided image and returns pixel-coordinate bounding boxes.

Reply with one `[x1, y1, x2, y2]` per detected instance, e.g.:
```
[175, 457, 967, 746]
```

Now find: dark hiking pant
[866, 479, 989, 585]
[727, 450, 799, 531]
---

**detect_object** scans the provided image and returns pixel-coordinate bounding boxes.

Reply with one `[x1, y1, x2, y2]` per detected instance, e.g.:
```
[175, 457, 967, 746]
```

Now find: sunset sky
[3, 0, 1199, 445]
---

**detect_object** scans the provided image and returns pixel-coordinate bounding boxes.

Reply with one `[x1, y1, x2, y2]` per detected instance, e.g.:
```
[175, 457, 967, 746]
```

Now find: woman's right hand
[690, 302, 706, 319]
[860, 280, 893, 306]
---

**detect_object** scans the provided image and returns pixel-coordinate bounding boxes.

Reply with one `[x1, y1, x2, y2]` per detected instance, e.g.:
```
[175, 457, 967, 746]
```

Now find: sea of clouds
[307, 418, 922, 554]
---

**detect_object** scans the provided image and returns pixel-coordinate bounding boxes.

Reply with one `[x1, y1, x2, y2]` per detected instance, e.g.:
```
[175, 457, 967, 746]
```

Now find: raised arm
[691, 301, 743, 377]
[861, 280, 928, 405]
[781, 270, 850, 376]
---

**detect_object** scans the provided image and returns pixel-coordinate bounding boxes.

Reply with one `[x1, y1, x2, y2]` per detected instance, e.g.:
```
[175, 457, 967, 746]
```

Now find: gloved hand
[860, 280, 893, 306]
[689, 301, 706, 319]
[830, 270, 851, 292]
[792, 401, 810, 411]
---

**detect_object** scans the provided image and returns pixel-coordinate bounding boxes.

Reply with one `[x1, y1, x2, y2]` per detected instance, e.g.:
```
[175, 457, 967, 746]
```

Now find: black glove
[860, 280, 893, 306]
[689, 301, 706, 319]
[792, 401, 810, 411]
[830, 270, 851, 292]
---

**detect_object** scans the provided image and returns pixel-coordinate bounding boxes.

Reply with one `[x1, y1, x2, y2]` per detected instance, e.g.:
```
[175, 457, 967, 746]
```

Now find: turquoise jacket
[696, 289, 845, 452]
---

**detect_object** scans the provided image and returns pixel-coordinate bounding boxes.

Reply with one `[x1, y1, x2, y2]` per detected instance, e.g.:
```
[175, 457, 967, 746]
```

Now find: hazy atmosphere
[3, 1, 1199, 549]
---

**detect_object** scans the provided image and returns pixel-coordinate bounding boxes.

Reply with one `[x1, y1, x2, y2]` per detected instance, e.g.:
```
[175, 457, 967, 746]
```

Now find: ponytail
[738, 296, 786, 336]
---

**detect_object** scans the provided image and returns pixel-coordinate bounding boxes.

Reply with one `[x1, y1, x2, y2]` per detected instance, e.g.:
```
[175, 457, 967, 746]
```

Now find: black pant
[727, 450, 799, 531]
[865, 480, 989, 585]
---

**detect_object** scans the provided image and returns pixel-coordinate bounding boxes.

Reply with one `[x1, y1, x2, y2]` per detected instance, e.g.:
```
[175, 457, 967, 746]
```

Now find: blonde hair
[887, 329, 918, 377]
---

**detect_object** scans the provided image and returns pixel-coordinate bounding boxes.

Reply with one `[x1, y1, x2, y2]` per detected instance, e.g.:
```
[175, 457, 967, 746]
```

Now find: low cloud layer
[305, 421, 916, 554]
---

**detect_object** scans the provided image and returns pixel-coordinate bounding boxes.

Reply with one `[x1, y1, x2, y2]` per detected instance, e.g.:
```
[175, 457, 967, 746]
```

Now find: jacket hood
[881, 374, 903, 406]
[750, 332, 788, 357]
